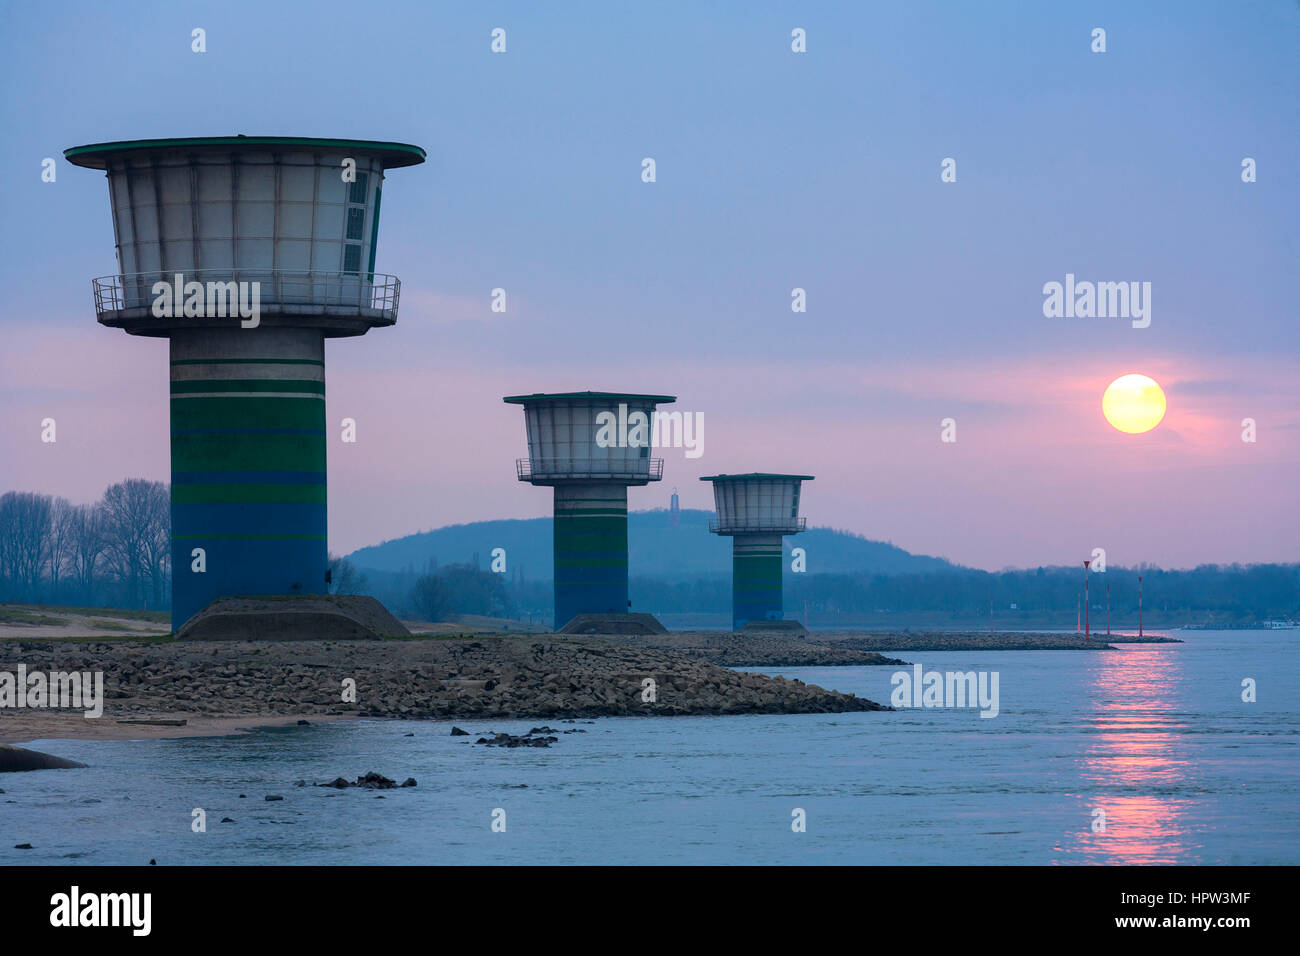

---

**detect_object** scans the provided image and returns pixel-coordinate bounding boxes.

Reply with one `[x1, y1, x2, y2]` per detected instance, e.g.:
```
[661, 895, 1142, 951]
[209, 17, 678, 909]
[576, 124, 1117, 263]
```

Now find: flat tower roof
[64, 136, 427, 169]
[700, 473, 816, 481]
[504, 391, 676, 404]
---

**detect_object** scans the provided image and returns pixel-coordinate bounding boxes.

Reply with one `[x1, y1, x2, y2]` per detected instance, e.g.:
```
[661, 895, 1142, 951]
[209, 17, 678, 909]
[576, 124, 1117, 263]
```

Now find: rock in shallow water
[312, 771, 416, 790]
[0, 745, 86, 773]
[477, 731, 558, 748]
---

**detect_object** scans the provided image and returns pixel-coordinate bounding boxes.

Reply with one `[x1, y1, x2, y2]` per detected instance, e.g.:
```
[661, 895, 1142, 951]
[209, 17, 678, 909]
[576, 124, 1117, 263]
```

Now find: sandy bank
[0, 713, 348, 747]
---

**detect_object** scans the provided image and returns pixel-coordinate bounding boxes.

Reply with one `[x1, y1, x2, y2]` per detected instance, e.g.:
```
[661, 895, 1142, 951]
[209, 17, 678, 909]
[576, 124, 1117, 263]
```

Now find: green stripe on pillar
[732, 534, 784, 629]
[553, 484, 629, 628]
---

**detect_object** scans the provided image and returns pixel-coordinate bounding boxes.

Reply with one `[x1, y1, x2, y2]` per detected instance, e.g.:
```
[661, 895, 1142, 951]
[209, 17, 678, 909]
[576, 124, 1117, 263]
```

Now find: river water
[2, 630, 1296, 864]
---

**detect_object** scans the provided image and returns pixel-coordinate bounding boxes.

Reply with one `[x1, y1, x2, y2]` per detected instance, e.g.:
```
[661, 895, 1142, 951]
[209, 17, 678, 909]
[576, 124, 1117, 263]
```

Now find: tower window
[348, 172, 369, 205]
[346, 207, 365, 240]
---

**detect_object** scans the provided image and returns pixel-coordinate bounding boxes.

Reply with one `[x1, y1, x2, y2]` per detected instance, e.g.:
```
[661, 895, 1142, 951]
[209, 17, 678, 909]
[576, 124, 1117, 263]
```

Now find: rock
[450, 726, 470, 736]
[403, 733, 414, 737]
[476, 731, 557, 748]
[315, 772, 408, 790]
[265, 794, 284, 801]
[0, 745, 87, 773]
[356, 771, 397, 790]
[14, 843, 33, 850]
[220, 817, 234, 823]
[297, 719, 311, 726]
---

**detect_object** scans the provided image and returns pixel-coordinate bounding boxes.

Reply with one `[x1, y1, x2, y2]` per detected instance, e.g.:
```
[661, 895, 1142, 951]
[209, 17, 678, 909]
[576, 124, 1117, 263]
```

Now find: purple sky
[1, 1, 1297, 570]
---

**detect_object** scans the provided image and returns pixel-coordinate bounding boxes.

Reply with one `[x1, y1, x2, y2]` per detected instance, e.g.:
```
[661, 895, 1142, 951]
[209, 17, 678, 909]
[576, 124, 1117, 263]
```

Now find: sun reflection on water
[1059, 644, 1200, 864]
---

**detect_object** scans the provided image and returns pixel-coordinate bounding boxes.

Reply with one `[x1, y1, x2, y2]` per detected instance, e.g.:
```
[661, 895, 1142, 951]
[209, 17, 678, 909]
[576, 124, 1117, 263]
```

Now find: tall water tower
[701, 473, 813, 630]
[504, 391, 675, 630]
[66, 136, 425, 631]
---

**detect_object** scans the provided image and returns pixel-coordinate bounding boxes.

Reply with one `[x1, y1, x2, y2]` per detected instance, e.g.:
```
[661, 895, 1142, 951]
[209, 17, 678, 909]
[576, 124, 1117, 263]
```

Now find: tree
[67, 502, 107, 605]
[327, 555, 368, 595]
[409, 563, 511, 621]
[47, 497, 76, 603]
[101, 479, 167, 609]
[410, 573, 450, 622]
[140, 483, 170, 609]
[0, 491, 53, 601]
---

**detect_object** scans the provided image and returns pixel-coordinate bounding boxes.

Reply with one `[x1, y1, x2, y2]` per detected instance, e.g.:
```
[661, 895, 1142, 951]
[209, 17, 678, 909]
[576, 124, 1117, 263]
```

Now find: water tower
[504, 391, 675, 630]
[66, 136, 425, 631]
[701, 473, 813, 630]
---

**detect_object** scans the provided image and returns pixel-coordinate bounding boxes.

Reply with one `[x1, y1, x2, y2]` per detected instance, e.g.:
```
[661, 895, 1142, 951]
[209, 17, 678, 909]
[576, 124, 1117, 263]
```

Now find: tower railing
[91, 270, 401, 321]
[517, 458, 664, 481]
[709, 517, 806, 534]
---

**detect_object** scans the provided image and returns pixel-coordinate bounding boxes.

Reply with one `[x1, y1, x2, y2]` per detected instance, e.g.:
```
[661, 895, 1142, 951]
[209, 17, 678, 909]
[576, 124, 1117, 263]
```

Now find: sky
[0, 0, 1296, 571]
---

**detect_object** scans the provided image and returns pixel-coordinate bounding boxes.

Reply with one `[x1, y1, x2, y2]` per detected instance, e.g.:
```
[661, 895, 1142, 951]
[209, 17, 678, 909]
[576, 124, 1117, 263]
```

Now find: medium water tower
[66, 135, 425, 631]
[701, 473, 813, 630]
[504, 391, 675, 630]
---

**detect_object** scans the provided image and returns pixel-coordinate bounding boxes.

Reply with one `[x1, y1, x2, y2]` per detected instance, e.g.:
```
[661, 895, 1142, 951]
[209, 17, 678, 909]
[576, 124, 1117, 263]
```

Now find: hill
[345, 508, 956, 579]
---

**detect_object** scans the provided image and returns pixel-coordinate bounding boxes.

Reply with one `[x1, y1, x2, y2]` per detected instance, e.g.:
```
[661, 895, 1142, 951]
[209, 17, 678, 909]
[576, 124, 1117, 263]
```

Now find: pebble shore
[0, 633, 890, 743]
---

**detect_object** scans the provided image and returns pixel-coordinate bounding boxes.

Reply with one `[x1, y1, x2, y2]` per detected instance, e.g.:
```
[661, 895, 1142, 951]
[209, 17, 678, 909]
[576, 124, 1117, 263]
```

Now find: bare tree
[101, 479, 160, 608]
[68, 502, 107, 605]
[327, 554, 368, 595]
[141, 482, 170, 608]
[0, 492, 53, 601]
[47, 497, 76, 603]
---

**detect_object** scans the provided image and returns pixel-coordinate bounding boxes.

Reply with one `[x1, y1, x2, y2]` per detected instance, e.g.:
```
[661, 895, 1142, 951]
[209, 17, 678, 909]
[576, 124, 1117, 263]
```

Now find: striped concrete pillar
[553, 483, 628, 629]
[169, 327, 328, 630]
[732, 533, 784, 629]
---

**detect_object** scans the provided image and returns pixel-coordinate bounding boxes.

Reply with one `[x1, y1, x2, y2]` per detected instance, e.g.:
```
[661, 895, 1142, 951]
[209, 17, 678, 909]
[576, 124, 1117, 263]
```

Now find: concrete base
[556, 612, 668, 635]
[174, 595, 410, 641]
[737, 619, 808, 636]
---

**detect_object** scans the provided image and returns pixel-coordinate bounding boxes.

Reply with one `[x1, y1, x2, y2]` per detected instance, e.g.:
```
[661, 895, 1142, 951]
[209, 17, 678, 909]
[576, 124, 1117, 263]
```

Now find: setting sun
[1103, 374, 1167, 434]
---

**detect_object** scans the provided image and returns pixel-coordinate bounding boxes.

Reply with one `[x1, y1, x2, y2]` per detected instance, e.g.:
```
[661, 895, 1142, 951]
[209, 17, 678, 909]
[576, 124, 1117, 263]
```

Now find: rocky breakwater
[591, 631, 909, 667]
[0, 636, 886, 730]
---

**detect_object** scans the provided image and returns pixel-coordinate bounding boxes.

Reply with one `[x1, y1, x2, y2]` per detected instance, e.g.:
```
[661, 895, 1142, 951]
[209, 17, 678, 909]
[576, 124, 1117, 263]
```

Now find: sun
[1102, 374, 1167, 434]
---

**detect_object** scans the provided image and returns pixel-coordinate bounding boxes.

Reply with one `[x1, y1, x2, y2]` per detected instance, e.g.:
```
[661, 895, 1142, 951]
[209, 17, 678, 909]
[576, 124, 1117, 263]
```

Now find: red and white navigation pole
[1083, 560, 1091, 640]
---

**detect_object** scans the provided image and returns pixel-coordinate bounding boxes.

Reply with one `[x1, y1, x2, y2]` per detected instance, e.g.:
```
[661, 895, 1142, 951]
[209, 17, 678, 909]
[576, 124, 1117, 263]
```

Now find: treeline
[357, 559, 549, 623]
[638, 564, 1300, 623]
[0, 480, 170, 609]
[356, 561, 1300, 626]
[784, 563, 1300, 623]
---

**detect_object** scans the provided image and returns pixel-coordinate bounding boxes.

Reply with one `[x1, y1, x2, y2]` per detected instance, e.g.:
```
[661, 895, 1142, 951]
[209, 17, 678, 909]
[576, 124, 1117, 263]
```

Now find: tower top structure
[700, 473, 814, 535]
[65, 135, 425, 338]
[505, 390, 676, 486]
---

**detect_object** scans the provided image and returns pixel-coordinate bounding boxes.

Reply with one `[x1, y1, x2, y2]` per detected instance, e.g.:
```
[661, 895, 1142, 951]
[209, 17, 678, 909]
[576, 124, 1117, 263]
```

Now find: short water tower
[701, 473, 813, 630]
[66, 135, 425, 631]
[504, 391, 675, 630]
